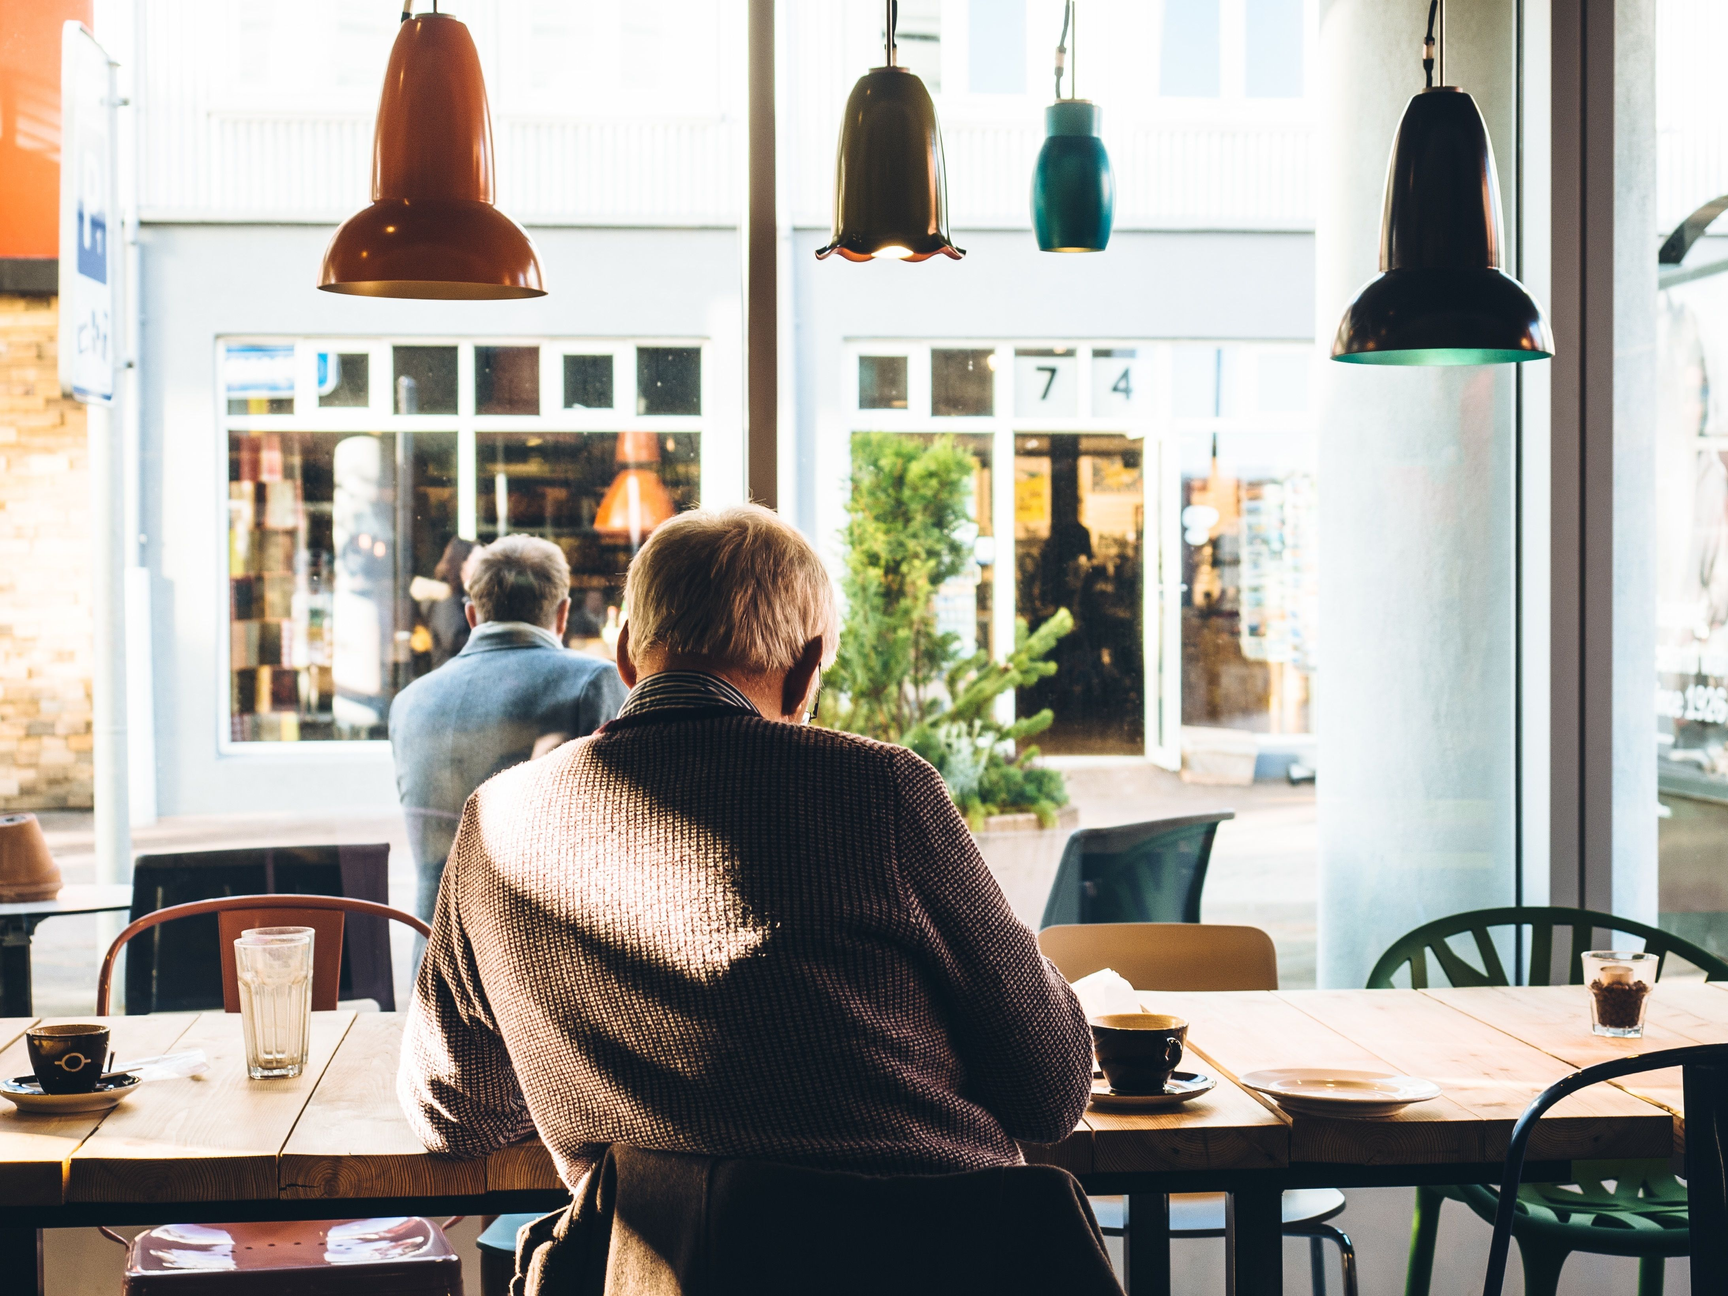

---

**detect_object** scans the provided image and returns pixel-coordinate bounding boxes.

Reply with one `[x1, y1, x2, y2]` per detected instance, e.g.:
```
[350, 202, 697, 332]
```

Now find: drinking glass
[235, 926, 314, 1079]
[1582, 950, 1658, 1038]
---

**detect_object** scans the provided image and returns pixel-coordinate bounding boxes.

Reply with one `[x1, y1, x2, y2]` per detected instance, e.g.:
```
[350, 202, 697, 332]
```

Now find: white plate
[1089, 1071, 1217, 1112]
[0, 1073, 140, 1114]
[1238, 1068, 1441, 1119]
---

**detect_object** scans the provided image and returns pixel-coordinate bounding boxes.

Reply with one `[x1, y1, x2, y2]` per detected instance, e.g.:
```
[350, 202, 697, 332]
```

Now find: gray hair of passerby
[623, 505, 839, 675]
[464, 535, 571, 627]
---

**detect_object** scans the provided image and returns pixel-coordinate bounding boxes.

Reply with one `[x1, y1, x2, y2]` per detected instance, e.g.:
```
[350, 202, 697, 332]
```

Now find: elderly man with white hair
[399, 505, 1092, 1183]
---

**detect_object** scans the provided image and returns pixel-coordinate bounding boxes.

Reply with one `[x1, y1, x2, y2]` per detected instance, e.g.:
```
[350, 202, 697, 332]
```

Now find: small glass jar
[1582, 950, 1658, 1038]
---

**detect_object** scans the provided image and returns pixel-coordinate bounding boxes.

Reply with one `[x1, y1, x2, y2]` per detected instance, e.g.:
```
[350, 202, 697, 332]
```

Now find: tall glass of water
[234, 926, 314, 1079]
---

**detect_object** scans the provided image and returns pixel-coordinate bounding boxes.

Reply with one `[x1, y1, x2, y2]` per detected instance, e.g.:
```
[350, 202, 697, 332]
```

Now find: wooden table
[0, 886, 134, 1017]
[1, 989, 1723, 1296]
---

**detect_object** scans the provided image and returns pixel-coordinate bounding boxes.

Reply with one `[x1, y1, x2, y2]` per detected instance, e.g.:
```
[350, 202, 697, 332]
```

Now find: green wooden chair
[1367, 906, 1728, 1296]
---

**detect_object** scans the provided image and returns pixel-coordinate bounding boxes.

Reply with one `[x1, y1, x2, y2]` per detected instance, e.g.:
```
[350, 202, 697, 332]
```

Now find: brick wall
[0, 294, 93, 809]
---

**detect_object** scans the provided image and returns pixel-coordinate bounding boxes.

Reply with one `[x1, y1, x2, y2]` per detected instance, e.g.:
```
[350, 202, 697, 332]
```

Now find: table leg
[0, 915, 34, 1018]
[0, 1227, 43, 1295]
[1226, 1187, 1282, 1296]
[1685, 1060, 1728, 1296]
[1120, 1193, 1170, 1296]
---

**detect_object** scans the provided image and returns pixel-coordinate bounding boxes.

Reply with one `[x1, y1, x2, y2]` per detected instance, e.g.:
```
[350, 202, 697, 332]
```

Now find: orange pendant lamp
[319, 5, 545, 300]
[594, 432, 677, 550]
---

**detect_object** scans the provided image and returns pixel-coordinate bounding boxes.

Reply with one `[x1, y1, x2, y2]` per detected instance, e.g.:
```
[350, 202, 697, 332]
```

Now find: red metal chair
[96, 893, 464, 1295]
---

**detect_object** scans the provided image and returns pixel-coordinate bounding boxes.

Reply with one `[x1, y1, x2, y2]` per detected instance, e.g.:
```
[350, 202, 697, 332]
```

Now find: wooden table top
[1, 984, 1722, 1211]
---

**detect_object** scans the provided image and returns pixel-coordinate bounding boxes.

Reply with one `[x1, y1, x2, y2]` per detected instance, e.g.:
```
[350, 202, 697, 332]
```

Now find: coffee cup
[26, 1023, 110, 1094]
[1090, 1013, 1187, 1095]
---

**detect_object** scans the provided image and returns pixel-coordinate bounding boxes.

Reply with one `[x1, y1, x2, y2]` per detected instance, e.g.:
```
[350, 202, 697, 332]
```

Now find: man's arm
[397, 807, 537, 1157]
[575, 661, 628, 734]
[889, 747, 1094, 1145]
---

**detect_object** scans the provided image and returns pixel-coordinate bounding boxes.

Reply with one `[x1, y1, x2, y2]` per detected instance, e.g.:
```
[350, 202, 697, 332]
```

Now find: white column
[1314, 0, 1522, 988]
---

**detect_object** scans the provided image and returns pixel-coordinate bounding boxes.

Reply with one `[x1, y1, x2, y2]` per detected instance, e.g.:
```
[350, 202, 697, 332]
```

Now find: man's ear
[616, 621, 638, 687]
[781, 637, 824, 721]
[464, 602, 479, 629]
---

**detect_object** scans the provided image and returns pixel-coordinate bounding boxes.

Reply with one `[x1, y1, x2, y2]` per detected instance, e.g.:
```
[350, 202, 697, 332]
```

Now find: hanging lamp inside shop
[319, 3, 545, 300]
[816, 0, 963, 261]
[594, 431, 677, 550]
[1031, 2, 1113, 253]
[1331, 0, 1550, 365]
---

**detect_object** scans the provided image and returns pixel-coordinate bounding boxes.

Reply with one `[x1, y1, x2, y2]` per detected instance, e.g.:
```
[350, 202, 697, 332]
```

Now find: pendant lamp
[1032, 2, 1113, 253]
[1331, 0, 1550, 365]
[816, 0, 963, 262]
[594, 431, 677, 551]
[319, 4, 544, 300]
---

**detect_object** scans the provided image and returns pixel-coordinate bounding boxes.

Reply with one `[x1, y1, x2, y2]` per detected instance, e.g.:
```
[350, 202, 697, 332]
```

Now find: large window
[221, 337, 708, 744]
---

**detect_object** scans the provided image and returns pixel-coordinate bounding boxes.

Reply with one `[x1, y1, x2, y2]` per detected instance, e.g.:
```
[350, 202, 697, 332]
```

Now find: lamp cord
[886, 0, 897, 67]
[1050, 1, 1064, 100]
[1423, 0, 1439, 87]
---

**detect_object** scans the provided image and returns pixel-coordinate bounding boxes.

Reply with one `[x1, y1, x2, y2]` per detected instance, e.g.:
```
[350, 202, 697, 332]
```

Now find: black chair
[1039, 811, 1233, 929]
[126, 844, 398, 1012]
[1481, 1043, 1728, 1296]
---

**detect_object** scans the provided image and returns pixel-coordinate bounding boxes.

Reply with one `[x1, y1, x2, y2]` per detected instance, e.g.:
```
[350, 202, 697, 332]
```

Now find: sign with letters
[58, 21, 117, 404]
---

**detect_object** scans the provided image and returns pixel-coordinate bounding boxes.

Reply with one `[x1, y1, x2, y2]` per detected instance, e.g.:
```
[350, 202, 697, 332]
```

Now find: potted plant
[822, 433, 1078, 922]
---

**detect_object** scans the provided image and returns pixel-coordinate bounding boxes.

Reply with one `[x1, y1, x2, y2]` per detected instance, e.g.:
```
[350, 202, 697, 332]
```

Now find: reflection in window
[1014, 434, 1144, 754]
[637, 347, 702, 415]
[317, 352, 369, 408]
[228, 429, 457, 741]
[475, 346, 540, 415]
[225, 344, 295, 416]
[933, 349, 995, 417]
[478, 432, 701, 654]
[564, 354, 614, 409]
[1181, 431, 1316, 735]
[1245, 0, 1305, 99]
[1161, 0, 1220, 97]
[968, 0, 1025, 94]
[859, 356, 909, 409]
[392, 346, 459, 415]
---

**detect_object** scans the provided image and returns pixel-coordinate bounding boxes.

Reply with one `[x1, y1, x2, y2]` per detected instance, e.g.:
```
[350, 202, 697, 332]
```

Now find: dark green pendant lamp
[816, 0, 963, 261]
[1032, 1, 1113, 252]
[1332, 0, 1552, 365]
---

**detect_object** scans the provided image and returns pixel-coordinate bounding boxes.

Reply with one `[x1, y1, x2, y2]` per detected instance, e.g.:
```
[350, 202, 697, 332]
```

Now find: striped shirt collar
[618, 670, 760, 719]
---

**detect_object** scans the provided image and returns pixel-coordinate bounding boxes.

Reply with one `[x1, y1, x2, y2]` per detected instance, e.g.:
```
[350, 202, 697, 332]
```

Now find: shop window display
[478, 432, 701, 653]
[227, 429, 457, 741]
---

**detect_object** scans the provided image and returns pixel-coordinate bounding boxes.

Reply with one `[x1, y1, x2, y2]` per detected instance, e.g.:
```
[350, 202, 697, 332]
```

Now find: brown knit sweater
[397, 705, 1093, 1183]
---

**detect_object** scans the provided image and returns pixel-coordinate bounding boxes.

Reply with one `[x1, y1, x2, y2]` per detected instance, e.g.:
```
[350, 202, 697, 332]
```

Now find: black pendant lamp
[1331, 0, 1550, 365]
[816, 0, 963, 262]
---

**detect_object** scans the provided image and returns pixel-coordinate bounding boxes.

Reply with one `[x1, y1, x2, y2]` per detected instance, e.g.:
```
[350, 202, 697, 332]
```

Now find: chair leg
[1637, 1253, 1666, 1296]
[1516, 1238, 1570, 1296]
[1294, 1223, 1357, 1296]
[1404, 1184, 1444, 1296]
[1309, 1235, 1327, 1296]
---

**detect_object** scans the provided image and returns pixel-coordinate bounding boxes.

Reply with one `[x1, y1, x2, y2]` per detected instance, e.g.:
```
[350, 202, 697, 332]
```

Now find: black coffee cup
[27, 1023, 109, 1094]
[1090, 1013, 1187, 1095]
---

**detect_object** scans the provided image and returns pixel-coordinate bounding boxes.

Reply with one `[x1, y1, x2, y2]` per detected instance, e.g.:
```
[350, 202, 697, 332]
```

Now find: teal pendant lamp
[1032, 2, 1113, 252]
[1332, 0, 1552, 365]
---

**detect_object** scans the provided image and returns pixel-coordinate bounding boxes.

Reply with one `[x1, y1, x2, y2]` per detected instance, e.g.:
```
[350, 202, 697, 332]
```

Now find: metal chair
[1038, 922, 1356, 1296]
[1039, 811, 1233, 929]
[1369, 907, 1728, 1296]
[127, 844, 399, 1011]
[98, 894, 460, 1295]
[1480, 1043, 1728, 1296]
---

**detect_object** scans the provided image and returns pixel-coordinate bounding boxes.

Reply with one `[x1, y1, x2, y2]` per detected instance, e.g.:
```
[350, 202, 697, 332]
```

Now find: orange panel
[0, 2, 94, 259]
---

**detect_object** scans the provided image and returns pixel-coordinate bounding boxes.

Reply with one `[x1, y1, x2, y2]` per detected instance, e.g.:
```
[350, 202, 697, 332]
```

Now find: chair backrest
[1481, 1042, 1728, 1296]
[97, 893, 431, 1015]
[127, 844, 396, 1011]
[1366, 905, 1728, 989]
[1038, 811, 1234, 929]
[1039, 922, 1278, 990]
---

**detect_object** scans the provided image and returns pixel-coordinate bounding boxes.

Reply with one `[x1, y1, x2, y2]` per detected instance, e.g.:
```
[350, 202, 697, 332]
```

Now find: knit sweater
[397, 705, 1093, 1183]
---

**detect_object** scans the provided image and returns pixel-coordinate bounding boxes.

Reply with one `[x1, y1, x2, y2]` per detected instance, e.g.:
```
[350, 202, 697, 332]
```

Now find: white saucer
[0, 1073, 140, 1114]
[1238, 1068, 1441, 1119]
[1088, 1071, 1217, 1111]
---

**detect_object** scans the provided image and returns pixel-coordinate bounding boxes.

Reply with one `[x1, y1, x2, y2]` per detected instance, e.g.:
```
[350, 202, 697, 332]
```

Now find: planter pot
[970, 804, 1080, 928]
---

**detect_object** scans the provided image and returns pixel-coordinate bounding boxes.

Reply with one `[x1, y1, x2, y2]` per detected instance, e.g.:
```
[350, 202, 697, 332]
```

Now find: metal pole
[744, 0, 777, 508]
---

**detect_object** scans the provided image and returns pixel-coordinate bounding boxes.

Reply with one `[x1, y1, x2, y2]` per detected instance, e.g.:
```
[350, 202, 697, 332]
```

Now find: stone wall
[0, 294, 93, 808]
